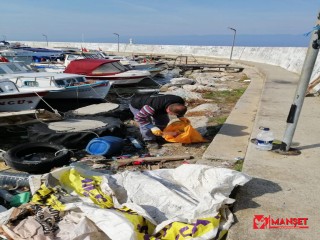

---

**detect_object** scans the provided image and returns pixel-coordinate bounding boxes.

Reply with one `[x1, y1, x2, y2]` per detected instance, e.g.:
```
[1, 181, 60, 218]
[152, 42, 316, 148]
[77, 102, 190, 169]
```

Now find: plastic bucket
[85, 136, 125, 156]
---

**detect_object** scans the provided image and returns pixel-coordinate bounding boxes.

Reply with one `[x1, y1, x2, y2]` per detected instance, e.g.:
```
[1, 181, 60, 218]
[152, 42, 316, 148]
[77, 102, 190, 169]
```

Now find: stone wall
[19, 41, 320, 80]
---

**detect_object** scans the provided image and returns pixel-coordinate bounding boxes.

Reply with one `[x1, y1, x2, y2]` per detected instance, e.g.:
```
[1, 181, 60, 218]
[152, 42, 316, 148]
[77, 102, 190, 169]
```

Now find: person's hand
[151, 127, 163, 136]
[162, 131, 180, 137]
[179, 117, 190, 124]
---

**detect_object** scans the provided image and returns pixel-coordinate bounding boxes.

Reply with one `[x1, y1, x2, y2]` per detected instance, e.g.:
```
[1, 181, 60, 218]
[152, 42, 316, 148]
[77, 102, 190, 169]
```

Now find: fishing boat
[0, 62, 34, 74]
[5, 72, 111, 100]
[0, 47, 64, 65]
[31, 61, 66, 73]
[64, 59, 151, 85]
[0, 78, 47, 112]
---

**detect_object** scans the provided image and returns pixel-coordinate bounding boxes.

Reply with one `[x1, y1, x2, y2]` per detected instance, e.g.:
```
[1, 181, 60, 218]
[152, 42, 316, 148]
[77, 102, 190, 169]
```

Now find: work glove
[178, 117, 190, 124]
[151, 127, 163, 136]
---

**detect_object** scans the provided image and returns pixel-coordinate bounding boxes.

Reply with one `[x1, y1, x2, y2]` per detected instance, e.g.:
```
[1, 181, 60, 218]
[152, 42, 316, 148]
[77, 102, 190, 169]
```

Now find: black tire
[4, 142, 71, 174]
[28, 117, 127, 149]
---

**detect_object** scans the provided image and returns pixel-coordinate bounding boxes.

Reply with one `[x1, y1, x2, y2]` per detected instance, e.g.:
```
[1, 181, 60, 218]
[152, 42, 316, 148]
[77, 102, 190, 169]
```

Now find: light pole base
[250, 138, 301, 155]
[271, 141, 301, 155]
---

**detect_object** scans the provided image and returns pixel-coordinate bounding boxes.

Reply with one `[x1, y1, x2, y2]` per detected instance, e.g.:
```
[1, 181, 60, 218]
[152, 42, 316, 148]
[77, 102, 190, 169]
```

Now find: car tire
[4, 142, 71, 174]
[28, 117, 126, 149]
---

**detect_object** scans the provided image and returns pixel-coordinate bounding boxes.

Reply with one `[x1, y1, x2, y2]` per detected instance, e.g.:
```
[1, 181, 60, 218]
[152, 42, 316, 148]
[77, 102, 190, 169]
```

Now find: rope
[88, 82, 106, 100]
[55, 148, 75, 157]
[111, 84, 135, 100]
[33, 91, 61, 117]
[304, 25, 320, 36]
[34, 109, 65, 126]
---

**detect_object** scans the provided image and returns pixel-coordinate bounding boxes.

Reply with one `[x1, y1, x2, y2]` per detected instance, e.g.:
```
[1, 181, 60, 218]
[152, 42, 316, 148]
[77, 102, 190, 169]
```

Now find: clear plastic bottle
[256, 127, 274, 151]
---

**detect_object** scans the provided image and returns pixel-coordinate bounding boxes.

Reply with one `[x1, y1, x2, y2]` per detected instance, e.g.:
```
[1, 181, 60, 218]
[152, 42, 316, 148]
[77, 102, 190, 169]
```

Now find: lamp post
[2, 35, 6, 41]
[42, 34, 48, 47]
[113, 33, 119, 52]
[228, 27, 236, 61]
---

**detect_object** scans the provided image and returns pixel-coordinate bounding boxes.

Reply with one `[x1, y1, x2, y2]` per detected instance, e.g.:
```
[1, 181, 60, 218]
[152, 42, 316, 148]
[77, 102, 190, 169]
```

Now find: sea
[77, 34, 310, 47]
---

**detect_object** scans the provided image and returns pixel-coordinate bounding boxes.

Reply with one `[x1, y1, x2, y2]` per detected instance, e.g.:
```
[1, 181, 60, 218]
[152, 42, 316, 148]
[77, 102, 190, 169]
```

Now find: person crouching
[129, 94, 187, 149]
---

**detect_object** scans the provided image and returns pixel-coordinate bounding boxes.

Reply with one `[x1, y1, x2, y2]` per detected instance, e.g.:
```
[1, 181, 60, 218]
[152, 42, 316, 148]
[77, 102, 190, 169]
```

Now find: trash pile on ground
[0, 61, 252, 239]
[0, 164, 250, 240]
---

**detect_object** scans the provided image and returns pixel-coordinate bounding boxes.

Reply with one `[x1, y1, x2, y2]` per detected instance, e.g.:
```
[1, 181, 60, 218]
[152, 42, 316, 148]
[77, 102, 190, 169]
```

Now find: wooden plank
[117, 154, 192, 166]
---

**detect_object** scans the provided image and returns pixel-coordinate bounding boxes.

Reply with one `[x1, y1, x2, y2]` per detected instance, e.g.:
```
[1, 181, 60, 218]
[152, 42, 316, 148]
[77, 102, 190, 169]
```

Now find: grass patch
[204, 87, 247, 139]
[233, 159, 244, 172]
[215, 116, 227, 125]
[202, 87, 247, 104]
[208, 115, 228, 125]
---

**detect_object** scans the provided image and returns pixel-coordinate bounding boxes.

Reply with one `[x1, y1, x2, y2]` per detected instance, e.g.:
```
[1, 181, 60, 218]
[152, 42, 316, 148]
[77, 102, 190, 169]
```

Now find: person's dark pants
[129, 104, 170, 141]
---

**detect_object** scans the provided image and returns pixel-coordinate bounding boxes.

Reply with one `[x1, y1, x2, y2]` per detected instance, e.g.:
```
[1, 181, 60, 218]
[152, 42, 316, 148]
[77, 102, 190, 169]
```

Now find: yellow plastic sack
[163, 117, 208, 143]
[30, 167, 229, 239]
[31, 168, 114, 210]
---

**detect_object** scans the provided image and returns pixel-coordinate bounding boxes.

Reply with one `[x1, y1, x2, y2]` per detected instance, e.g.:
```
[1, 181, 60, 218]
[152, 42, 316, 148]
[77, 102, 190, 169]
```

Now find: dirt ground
[111, 68, 251, 171]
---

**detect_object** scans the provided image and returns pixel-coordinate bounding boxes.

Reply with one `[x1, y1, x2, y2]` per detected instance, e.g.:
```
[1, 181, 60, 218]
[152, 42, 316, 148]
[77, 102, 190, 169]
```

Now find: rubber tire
[4, 142, 71, 174]
[28, 117, 126, 149]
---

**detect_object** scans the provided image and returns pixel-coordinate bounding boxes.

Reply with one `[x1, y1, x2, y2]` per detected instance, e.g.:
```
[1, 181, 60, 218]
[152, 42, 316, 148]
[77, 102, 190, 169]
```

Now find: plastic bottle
[256, 127, 274, 151]
[128, 137, 143, 149]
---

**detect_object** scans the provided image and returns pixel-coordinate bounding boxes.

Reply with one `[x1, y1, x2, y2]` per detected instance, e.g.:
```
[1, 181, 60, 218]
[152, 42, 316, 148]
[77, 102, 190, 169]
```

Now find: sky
[0, 0, 319, 47]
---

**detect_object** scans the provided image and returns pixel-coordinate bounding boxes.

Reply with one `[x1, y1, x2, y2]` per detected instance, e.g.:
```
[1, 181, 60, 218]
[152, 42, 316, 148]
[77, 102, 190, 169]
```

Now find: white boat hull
[0, 92, 45, 112]
[32, 63, 66, 73]
[20, 82, 111, 100]
[87, 70, 150, 85]
[44, 81, 111, 100]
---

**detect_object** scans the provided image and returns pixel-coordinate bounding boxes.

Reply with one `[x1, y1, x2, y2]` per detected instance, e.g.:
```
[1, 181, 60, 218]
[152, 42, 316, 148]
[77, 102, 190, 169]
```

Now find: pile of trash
[0, 164, 250, 240]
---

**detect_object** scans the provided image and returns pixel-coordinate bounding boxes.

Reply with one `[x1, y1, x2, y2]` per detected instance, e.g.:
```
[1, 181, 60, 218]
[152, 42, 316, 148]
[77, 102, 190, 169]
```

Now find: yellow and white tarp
[27, 164, 251, 240]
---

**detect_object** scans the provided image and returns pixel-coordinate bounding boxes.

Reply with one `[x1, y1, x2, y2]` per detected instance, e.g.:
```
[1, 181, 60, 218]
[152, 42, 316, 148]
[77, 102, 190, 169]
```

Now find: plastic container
[256, 127, 274, 151]
[86, 136, 125, 156]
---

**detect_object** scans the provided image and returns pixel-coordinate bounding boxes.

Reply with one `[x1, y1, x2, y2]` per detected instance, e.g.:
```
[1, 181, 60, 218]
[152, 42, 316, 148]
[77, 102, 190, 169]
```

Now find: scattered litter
[128, 137, 144, 149]
[0, 190, 30, 207]
[0, 164, 251, 240]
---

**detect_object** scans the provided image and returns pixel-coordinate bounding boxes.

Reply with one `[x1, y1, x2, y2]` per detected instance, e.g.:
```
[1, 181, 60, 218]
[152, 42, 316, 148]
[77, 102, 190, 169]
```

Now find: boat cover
[64, 59, 119, 75]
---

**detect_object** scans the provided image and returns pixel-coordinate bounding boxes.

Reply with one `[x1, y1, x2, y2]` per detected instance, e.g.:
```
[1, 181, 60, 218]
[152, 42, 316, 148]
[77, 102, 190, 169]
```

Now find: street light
[2, 35, 6, 41]
[42, 34, 48, 47]
[228, 27, 236, 61]
[113, 33, 119, 52]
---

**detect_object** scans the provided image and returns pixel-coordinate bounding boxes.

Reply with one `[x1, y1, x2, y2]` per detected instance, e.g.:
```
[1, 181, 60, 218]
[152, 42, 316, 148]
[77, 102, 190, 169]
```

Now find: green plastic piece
[10, 192, 30, 207]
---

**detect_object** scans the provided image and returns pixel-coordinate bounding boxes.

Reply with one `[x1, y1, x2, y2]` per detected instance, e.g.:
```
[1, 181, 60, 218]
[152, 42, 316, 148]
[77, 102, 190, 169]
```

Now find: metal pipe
[281, 11, 320, 151]
[228, 27, 236, 61]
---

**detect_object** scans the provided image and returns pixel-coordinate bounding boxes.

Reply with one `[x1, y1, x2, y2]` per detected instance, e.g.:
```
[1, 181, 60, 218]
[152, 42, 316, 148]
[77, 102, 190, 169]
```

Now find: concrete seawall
[18, 41, 320, 80]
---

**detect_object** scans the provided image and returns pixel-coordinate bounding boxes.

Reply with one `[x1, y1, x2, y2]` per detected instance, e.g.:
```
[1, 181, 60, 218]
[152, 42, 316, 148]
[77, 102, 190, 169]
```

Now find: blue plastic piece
[86, 136, 125, 156]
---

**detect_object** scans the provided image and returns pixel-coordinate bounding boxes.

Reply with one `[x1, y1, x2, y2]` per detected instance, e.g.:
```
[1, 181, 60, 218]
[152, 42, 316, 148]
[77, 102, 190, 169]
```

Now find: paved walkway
[203, 61, 320, 239]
